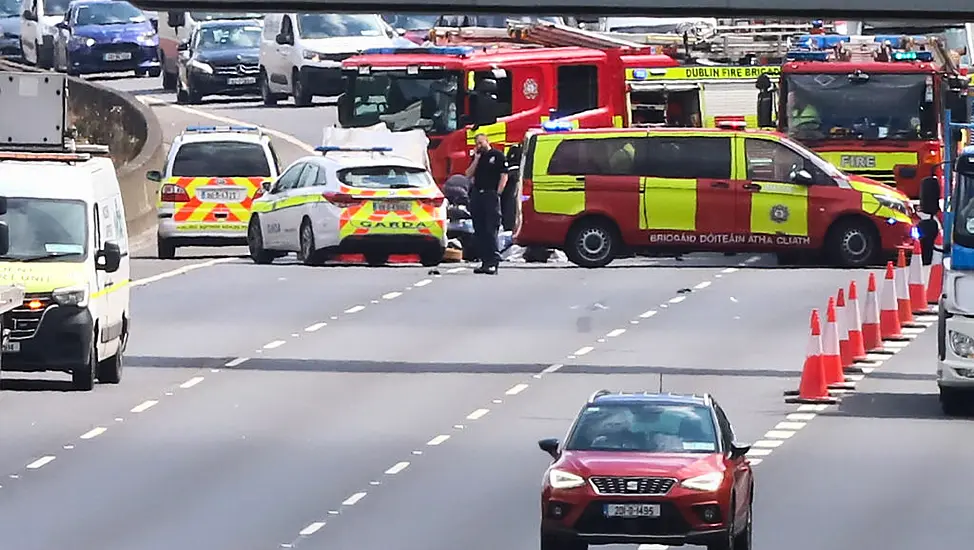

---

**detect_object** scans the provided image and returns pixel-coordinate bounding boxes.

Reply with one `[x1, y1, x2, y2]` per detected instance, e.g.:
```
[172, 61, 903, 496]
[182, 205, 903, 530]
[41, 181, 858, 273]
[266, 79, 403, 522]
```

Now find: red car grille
[590, 477, 676, 495]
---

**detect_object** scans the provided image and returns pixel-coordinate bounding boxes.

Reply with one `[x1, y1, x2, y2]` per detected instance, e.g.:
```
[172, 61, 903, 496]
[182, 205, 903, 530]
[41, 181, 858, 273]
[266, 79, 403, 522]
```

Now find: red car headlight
[549, 469, 586, 490]
[680, 472, 724, 492]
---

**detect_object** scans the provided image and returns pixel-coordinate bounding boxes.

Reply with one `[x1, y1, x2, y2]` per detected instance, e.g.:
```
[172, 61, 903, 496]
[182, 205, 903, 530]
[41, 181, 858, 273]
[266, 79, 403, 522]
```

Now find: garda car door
[261, 162, 305, 248]
[639, 136, 737, 246]
[281, 162, 320, 249]
[738, 136, 811, 248]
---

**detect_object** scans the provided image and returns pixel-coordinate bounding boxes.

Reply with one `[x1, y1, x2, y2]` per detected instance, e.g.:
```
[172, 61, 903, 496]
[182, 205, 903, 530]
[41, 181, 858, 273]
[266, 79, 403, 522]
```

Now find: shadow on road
[821, 390, 974, 420]
[0, 377, 76, 392]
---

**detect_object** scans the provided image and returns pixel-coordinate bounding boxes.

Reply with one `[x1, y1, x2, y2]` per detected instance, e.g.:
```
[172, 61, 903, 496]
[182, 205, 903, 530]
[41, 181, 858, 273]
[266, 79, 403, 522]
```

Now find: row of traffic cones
[786, 239, 942, 404]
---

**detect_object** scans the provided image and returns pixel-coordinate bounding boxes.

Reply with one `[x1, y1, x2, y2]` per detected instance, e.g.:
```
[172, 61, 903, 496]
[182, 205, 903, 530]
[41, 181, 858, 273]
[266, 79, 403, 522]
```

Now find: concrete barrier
[0, 61, 164, 239]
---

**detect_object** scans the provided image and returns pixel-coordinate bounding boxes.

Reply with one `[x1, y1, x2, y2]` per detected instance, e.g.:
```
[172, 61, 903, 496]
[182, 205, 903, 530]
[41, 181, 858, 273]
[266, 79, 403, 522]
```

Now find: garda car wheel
[827, 218, 879, 267]
[565, 218, 618, 268]
[247, 217, 275, 265]
[72, 339, 97, 392]
[157, 236, 176, 260]
[419, 247, 445, 267]
[939, 387, 970, 416]
[298, 220, 321, 266]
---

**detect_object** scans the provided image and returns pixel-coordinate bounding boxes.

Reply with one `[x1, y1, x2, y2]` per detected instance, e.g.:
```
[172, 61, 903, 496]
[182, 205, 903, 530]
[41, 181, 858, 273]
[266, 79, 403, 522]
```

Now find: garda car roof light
[542, 120, 575, 132]
[184, 125, 261, 134]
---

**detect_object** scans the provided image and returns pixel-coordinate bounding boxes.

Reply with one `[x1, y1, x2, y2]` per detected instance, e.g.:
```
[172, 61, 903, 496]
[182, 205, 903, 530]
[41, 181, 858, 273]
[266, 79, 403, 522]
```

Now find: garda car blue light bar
[184, 125, 260, 133]
[542, 120, 575, 132]
[315, 146, 394, 154]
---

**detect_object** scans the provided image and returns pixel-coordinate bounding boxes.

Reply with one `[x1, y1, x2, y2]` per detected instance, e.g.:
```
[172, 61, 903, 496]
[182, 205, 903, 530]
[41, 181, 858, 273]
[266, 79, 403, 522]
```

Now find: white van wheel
[72, 339, 96, 391]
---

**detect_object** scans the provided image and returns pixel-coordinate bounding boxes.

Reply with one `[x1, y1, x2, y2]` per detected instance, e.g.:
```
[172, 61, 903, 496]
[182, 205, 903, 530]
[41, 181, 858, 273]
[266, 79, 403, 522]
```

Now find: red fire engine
[757, 33, 971, 199]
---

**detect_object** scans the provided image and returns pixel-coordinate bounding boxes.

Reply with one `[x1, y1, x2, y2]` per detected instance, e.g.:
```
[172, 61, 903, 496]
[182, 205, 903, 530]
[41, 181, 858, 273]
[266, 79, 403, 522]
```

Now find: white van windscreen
[0, 198, 87, 261]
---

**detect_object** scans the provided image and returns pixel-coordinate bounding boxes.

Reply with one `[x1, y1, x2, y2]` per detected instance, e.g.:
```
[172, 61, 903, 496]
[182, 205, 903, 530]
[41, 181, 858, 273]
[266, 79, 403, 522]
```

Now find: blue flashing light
[184, 125, 258, 132]
[542, 120, 575, 132]
[910, 226, 920, 239]
[632, 68, 648, 80]
[786, 51, 830, 62]
[794, 34, 850, 50]
[361, 46, 474, 57]
[314, 146, 393, 154]
[886, 217, 898, 225]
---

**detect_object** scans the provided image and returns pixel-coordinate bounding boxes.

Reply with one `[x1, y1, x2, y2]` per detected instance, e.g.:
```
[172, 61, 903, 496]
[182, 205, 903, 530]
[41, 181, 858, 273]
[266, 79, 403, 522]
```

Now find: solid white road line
[131, 258, 236, 287]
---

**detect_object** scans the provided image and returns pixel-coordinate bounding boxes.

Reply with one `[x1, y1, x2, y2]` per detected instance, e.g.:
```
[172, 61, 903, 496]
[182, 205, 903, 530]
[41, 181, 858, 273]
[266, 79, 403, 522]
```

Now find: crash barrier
[0, 60, 165, 238]
[786, 241, 938, 404]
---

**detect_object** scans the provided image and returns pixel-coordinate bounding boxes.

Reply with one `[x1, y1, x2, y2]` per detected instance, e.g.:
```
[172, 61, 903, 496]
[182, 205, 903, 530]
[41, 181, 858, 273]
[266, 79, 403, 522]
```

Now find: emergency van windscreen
[784, 73, 936, 142]
[0, 198, 87, 261]
[340, 71, 460, 134]
[337, 166, 434, 189]
[171, 142, 271, 177]
[951, 155, 974, 248]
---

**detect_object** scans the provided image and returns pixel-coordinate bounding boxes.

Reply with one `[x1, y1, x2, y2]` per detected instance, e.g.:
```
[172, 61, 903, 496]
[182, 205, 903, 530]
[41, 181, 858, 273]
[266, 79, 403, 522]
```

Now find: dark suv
[538, 391, 754, 550]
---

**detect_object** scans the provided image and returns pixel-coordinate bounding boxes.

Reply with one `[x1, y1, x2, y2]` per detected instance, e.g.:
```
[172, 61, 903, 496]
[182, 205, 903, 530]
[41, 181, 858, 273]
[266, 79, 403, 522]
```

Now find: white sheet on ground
[321, 124, 431, 170]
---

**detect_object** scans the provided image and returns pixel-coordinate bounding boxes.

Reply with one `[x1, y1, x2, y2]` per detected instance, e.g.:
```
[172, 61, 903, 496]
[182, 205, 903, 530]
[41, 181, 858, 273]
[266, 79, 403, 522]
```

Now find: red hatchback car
[538, 391, 754, 550]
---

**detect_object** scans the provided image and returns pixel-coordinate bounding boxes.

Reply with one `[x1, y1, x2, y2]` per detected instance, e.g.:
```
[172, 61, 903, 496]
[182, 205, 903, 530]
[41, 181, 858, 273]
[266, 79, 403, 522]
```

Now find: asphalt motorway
[0, 73, 967, 550]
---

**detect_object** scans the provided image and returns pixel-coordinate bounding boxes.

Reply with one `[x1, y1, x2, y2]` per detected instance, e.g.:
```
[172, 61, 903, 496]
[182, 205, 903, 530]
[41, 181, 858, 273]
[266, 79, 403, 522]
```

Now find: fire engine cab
[756, 33, 971, 199]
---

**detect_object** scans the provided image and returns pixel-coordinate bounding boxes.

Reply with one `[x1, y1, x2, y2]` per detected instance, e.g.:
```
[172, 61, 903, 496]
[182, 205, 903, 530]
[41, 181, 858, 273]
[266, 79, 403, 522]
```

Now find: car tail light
[421, 197, 444, 207]
[161, 184, 190, 202]
[322, 191, 358, 208]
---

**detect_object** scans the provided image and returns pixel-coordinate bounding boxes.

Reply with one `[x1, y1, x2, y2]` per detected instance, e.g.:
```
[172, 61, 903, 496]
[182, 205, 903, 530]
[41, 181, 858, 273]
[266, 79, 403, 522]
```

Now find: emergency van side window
[474, 71, 512, 118]
[744, 138, 808, 183]
[640, 137, 731, 180]
[547, 137, 641, 176]
[296, 164, 319, 188]
[556, 65, 598, 116]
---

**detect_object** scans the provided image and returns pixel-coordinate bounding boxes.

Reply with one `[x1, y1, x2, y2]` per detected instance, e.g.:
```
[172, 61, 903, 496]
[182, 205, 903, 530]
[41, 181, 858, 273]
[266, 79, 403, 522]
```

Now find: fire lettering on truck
[839, 155, 877, 169]
[648, 232, 810, 246]
[631, 66, 781, 81]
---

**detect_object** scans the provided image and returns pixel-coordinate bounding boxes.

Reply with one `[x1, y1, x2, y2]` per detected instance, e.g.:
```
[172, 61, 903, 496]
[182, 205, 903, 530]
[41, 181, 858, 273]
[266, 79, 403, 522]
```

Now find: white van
[158, 10, 263, 91]
[0, 71, 129, 391]
[20, 0, 71, 68]
[259, 13, 398, 107]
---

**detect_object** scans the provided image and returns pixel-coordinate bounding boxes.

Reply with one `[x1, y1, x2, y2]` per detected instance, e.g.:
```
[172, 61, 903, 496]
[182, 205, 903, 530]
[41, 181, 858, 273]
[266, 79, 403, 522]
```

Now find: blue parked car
[0, 0, 20, 57]
[52, 0, 160, 76]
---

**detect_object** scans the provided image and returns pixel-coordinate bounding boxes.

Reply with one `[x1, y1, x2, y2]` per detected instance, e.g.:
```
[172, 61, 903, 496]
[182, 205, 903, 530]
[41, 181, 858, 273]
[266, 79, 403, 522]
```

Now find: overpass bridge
[131, 0, 974, 18]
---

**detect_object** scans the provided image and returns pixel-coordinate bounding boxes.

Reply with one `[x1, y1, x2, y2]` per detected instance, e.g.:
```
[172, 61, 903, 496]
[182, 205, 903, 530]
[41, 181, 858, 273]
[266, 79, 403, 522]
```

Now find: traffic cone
[784, 310, 838, 404]
[880, 262, 906, 341]
[895, 249, 915, 325]
[926, 230, 944, 305]
[908, 239, 931, 315]
[836, 288, 853, 369]
[823, 297, 854, 389]
[862, 273, 884, 352]
[846, 281, 868, 362]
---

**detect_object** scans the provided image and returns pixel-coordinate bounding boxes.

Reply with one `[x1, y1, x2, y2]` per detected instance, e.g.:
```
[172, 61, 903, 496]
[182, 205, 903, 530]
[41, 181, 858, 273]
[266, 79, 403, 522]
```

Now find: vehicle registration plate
[374, 201, 411, 212]
[199, 189, 241, 202]
[604, 504, 661, 518]
[227, 76, 257, 85]
[2, 341, 20, 353]
[103, 52, 132, 61]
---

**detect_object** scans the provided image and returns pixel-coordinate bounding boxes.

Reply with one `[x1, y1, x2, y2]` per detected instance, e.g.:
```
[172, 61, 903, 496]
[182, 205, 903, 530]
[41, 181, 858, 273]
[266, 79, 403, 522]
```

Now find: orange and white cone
[823, 297, 854, 389]
[784, 310, 838, 404]
[847, 280, 868, 362]
[926, 230, 944, 305]
[908, 239, 931, 315]
[863, 273, 884, 352]
[880, 262, 905, 341]
[836, 288, 853, 369]
[895, 249, 915, 325]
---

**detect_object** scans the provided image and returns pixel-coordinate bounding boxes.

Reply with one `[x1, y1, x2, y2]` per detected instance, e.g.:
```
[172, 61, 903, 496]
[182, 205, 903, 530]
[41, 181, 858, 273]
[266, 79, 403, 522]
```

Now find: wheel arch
[566, 213, 623, 247]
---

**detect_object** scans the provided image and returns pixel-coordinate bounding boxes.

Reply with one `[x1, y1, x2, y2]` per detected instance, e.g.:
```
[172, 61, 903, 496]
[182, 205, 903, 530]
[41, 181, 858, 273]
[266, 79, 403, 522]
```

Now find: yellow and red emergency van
[514, 120, 917, 267]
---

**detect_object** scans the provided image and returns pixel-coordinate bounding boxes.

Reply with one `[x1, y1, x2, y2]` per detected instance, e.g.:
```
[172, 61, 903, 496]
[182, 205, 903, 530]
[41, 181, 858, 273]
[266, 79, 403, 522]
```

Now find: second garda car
[247, 146, 447, 266]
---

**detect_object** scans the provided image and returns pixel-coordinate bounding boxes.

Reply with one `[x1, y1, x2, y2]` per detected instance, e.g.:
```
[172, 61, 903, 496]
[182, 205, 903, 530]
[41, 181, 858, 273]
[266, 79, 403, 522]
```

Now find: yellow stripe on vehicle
[749, 182, 809, 236]
[467, 121, 507, 146]
[817, 151, 919, 171]
[626, 66, 781, 81]
[91, 279, 130, 299]
[641, 177, 696, 231]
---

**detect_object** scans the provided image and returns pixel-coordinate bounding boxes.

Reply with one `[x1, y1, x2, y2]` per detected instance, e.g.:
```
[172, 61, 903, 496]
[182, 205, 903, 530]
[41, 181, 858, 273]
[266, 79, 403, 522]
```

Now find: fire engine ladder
[429, 22, 651, 51]
[603, 22, 815, 62]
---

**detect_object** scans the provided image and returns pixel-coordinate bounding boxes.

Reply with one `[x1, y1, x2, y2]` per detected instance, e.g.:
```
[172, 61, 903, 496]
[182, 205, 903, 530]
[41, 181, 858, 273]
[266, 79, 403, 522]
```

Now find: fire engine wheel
[826, 217, 879, 268]
[565, 217, 619, 268]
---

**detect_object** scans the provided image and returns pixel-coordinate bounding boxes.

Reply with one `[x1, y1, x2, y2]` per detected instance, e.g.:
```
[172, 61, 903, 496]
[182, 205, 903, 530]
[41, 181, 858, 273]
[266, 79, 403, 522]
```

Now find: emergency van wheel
[292, 69, 312, 107]
[565, 217, 619, 268]
[365, 251, 389, 266]
[826, 217, 880, 267]
[72, 338, 97, 392]
[247, 217, 275, 265]
[298, 219, 323, 266]
[157, 237, 176, 260]
[419, 247, 445, 267]
[97, 349, 122, 385]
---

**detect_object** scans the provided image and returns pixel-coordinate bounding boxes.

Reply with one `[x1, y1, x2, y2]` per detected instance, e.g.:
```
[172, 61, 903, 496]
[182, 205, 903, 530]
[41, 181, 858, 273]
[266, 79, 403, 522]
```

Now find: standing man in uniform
[465, 133, 508, 274]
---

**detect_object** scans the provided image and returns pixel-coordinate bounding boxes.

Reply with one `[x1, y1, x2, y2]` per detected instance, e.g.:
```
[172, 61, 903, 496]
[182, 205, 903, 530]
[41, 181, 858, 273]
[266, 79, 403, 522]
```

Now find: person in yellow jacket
[787, 90, 822, 136]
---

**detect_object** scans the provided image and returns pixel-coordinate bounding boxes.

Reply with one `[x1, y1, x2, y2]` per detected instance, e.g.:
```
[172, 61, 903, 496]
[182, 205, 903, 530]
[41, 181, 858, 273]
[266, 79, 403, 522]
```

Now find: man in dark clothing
[464, 132, 508, 274]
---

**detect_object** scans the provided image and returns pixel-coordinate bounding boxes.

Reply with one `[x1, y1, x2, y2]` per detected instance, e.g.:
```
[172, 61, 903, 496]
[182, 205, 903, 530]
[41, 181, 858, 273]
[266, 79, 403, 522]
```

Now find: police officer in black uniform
[465, 132, 508, 274]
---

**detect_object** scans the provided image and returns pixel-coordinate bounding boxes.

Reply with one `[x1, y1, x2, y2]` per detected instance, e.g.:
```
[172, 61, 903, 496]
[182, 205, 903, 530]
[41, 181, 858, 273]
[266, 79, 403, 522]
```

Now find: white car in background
[258, 13, 406, 107]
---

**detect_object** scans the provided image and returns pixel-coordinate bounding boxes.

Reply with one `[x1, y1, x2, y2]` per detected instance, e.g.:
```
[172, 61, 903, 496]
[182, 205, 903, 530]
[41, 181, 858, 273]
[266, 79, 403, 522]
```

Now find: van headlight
[873, 194, 908, 216]
[52, 286, 88, 308]
[680, 472, 724, 492]
[949, 330, 974, 358]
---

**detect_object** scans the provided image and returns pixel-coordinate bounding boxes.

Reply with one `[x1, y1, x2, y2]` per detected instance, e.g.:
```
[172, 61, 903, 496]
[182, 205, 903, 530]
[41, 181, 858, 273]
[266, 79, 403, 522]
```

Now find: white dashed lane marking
[639, 310, 658, 319]
[130, 400, 158, 413]
[341, 492, 367, 506]
[263, 340, 286, 350]
[606, 328, 626, 338]
[426, 435, 450, 446]
[304, 322, 327, 332]
[384, 462, 410, 475]
[80, 427, 106, 440]
[413, 279, 432, 287]
[466, 408, 490, 420]
[344, 305, 365, 314]
[179, 376, 204, 389]
[225, 357, 249, 367]
[298, 522, 326, 536]
[572, 346, 594, 357]
[668, 295, 686, 304]
[25, 456, 55, 470]
[382, 291, 402, 300]
[505, 383, 529, 395]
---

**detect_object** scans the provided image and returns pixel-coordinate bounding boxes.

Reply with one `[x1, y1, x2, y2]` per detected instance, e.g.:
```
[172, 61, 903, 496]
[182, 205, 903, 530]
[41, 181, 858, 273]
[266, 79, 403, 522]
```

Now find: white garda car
[247, 146, 448, 266]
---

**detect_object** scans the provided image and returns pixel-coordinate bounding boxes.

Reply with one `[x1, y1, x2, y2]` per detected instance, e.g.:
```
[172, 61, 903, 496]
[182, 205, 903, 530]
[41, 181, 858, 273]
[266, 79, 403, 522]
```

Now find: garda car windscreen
[785, 73, 935, 140]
